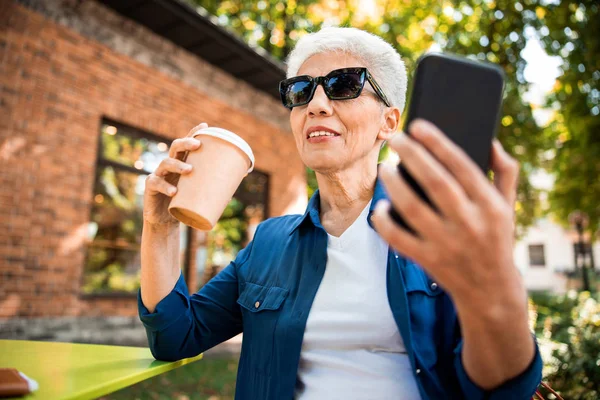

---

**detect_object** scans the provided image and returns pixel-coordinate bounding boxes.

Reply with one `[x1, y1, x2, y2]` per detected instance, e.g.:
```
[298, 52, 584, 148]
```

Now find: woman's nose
[307, 85, 333, 116]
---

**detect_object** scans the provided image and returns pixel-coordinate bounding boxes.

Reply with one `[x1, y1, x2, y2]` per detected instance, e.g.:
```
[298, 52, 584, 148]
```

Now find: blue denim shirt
[139, 178, 542, 400]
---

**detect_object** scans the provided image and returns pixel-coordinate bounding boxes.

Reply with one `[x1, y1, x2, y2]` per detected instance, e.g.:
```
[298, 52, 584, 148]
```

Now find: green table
[0, 340, 203, 400]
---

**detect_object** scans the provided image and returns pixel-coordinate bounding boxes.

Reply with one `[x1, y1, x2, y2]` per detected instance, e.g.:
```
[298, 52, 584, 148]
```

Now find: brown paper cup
[168, 128, 254, 231]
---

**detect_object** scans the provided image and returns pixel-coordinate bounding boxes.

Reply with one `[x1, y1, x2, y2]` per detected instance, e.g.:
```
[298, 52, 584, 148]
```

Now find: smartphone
[389, 52, 505, 233]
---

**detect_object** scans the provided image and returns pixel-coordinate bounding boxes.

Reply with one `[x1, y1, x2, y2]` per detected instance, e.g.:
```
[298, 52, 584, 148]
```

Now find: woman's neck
[316, 161, 378, 237]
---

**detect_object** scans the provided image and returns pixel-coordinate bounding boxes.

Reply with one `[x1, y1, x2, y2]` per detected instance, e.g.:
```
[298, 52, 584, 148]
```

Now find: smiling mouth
[307, 130, 341, 139]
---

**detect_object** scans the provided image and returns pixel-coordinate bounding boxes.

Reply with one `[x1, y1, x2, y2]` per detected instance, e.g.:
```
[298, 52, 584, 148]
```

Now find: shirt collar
[288, 165, 389, 235]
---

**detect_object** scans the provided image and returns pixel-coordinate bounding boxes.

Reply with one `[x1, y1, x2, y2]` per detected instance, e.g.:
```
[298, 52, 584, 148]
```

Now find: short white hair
[285, 27, 407, 112]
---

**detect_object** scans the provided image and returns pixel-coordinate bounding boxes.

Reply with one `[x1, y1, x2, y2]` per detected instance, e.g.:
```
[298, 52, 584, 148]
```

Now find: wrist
[458, 290, 536, 389]
[143, 219, 180, 234]
[454, 278, 529, 333]
[455, 292, 529, 333]
[453, 263, 527, 315]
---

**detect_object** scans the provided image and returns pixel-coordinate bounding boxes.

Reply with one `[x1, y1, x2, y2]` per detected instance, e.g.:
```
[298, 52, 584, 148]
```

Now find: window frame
[81, 118, 189, 298]
[81, 118, 272, 297]
[528, 244, 546, 267]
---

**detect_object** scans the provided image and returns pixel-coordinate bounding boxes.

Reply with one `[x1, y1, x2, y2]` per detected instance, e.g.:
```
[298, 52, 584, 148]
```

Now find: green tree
[195, 0, 322, 60]
[356, 0, 549, 230]
[531, 291, 600, 399]
[532, 1, 600, 235]
[189, 0, 585, 232]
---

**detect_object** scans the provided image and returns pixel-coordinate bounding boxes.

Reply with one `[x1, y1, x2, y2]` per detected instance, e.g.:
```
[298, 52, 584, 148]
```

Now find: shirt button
[416, 368, 421, 375]
[255, 301, 260, 309]
[430, 282, 438, 290]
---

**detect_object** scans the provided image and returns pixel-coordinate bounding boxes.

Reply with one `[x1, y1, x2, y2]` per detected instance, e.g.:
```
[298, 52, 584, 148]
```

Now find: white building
[514, 217, 600, 293]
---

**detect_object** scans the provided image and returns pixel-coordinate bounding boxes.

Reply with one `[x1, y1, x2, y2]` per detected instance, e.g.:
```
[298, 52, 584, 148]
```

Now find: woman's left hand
[373, 119, 534, 388]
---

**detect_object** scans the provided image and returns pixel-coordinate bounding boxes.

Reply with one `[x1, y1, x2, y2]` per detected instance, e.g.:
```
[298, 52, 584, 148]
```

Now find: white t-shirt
[295, 201, 422, 400]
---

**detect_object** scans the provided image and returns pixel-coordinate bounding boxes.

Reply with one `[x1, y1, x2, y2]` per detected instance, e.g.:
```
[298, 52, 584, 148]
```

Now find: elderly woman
[140, 27, 542, 399]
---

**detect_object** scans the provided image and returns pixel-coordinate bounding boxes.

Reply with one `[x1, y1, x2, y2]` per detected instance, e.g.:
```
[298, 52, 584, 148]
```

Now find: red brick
[1, 2, 306, 318]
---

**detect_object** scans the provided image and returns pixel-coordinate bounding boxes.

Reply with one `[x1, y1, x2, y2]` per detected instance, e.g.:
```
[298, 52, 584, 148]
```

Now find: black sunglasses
[279, 67, 391, 109]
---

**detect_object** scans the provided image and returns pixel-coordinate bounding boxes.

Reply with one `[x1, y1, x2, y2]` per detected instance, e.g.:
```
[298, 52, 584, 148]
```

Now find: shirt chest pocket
[237, 282, 288, 333]
[237, 282, 288, 373]
[404, 262, 444, 370]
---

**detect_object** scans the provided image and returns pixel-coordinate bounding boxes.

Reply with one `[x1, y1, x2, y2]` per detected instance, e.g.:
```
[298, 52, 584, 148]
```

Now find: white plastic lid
[192, 127, 255, 173]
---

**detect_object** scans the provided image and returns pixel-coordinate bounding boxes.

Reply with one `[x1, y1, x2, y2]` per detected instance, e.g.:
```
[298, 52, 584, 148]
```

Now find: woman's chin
[304, 158, 344, 174]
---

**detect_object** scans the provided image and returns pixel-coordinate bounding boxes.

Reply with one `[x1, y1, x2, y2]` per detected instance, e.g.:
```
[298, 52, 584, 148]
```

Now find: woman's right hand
[142, 123, 208, 227]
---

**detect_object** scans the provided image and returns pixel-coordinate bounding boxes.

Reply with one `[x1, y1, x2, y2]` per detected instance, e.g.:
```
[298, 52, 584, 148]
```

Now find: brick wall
[0, 0, 307, 321]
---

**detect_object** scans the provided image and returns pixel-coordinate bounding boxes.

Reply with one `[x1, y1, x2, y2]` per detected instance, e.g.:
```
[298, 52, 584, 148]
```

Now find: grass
[100, 355, 239, 400]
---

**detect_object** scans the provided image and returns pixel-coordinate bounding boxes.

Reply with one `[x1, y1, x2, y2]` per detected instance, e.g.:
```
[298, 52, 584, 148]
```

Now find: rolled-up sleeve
[453, 336, 543, 400]
[138, 241, 253, 361]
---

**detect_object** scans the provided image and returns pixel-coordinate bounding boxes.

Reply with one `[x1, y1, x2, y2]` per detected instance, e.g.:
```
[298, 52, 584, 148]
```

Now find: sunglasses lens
[283, 80, 314, 107]
[280, 70, 369, 108]
[326, 72, 364, 99]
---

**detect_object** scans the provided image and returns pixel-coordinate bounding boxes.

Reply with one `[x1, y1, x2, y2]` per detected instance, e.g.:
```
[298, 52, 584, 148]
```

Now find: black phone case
[389, 53, 505, 233]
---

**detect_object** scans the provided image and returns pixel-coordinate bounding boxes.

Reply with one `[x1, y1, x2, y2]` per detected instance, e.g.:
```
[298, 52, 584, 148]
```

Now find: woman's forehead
[296, 51, 367, 76]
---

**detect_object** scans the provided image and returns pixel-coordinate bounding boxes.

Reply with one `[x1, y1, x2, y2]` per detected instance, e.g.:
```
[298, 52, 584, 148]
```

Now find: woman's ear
[377, 106, 401, 141]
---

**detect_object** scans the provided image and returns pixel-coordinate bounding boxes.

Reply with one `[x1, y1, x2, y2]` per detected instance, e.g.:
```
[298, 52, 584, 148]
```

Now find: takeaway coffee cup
[168, 127, 255, 231]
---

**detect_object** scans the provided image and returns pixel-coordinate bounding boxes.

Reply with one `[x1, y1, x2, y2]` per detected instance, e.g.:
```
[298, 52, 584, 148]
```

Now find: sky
[520, 27, 563, 191]
[521, 26, 563, 127]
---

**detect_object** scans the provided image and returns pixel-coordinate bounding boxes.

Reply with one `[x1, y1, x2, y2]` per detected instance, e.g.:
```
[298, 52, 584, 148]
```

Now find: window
[84, 120, 270, 294]
[83, 120, 185, 294]
[528, 244, 546, 267]
[200, 170, 269, 285]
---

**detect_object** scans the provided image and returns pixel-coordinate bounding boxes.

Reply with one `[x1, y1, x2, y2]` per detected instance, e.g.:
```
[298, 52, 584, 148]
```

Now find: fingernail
[374, 199, 390, 214]
[409, 119, 427, 134]
[169, 187, 177, 195]
[380, 163, 393, 177]
[390, 132, 407, 147]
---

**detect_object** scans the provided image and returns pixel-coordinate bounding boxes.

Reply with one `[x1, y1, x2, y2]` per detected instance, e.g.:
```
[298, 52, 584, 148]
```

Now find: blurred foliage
[208, 198, 248, 268]
[85, 124, 271, 292]
[530, 1, 600, 236]
[191, 0, 320, 60]
[206, 171, 269, 274]
[83, 125, 170, 294]
[306, 167, 318, 199]
[101, 355, 238, 400]
[186, 0, 600, 233]
[530, 291, 600, 399]
[82, 260, 141, 294]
